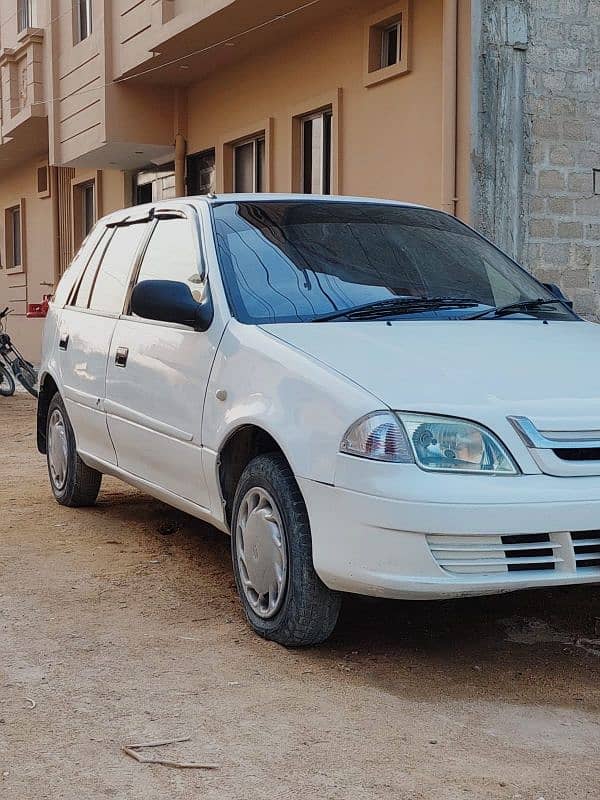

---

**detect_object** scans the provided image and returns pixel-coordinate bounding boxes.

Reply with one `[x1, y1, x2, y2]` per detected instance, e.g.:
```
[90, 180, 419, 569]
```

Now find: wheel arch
[217, 424, 295, 528]
[37, 371, 60, 454]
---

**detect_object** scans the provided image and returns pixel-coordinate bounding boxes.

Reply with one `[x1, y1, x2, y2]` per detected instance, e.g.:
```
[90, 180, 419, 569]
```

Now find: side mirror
[131, 280, 213, 331]
[543, 282, 574, 310]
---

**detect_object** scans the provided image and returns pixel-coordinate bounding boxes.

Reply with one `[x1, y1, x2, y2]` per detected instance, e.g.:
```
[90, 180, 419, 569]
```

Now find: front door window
[133, 217, 202, 305]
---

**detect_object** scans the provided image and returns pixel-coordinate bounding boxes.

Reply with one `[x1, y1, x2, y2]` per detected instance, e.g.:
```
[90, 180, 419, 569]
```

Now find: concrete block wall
[524, 0, 600, 319]
[474, 0, 600, 320]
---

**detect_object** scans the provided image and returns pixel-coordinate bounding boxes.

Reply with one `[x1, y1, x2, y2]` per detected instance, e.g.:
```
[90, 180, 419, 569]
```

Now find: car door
[58, 226, 115, 463]
[104, 206, 225, 510]
[59, 219, 149, 464]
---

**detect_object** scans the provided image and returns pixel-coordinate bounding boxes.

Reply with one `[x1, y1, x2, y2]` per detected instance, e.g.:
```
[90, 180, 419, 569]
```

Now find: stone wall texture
[525, 0, 600, 319]
[475, 0, 600, 320]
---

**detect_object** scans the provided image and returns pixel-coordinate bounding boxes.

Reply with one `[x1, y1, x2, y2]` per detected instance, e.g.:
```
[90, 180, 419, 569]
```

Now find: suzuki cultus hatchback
[38, 195, 600, 645]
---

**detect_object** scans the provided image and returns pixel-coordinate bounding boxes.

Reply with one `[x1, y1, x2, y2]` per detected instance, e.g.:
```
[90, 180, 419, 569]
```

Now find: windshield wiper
[468, 298, 565, 320]
[312, 297, 482, 322]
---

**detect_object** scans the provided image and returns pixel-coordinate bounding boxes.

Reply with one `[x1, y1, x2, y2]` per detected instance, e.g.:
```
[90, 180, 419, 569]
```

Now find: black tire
[0, 364, 15, 396]
[14, 359, 38, 398]
[231, 453, 341, 647]
[46, 393, 102, 507]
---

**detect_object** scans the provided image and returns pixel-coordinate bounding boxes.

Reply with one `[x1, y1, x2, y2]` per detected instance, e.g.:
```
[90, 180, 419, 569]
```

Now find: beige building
[5, 0, 596, 362]
[0, 0, 473, 360]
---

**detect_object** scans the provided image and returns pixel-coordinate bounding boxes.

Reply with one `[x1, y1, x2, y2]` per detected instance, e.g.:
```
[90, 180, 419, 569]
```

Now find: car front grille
[426, 533, 562, 575]
[553, 448, 600, 461]
[571, 530, 600, 568]
[508, 417, 600, 476]
[501, 533, 556, 571]
[427, 531, 600, 576]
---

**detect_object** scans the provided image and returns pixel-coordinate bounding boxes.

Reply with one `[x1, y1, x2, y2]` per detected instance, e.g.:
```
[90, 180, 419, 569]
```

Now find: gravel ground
[1, 394, 599, 799]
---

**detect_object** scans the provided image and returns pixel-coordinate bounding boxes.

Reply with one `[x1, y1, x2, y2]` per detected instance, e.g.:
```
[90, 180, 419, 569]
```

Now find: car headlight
[399, 413, 518, 474]
[341, 412, 518, 474]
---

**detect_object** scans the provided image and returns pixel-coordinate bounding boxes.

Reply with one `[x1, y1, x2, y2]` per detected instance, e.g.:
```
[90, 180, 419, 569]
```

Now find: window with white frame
[82, 181, 95, 238]
[73, 179, 96, 249]
[6, 205, 22, 269]
[233, 137, 265, 193]
[17, 0, 34, 32]
[301, 109, 333, 195]
[364, 2, 410, 87]
[74, 0, 92, 43]
[381, 20, 401, 68]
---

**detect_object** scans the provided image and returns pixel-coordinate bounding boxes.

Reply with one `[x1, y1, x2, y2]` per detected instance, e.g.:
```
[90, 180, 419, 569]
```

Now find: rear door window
[89, 223, 147, 314]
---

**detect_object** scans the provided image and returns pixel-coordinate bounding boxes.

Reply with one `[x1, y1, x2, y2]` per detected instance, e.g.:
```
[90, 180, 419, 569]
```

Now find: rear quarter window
[53, 225, 105, 308]
[70, 228, 112, 309]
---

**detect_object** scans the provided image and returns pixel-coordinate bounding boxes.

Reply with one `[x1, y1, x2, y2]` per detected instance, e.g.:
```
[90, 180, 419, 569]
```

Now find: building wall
[49, 0, 109, 165]
[112, 0, 236, 78]
[187, 0, 469, 212]
[0, 161, 127, 361]
[0, 0, 472, 361]
[473, 0, 600, 320]
[186, 0, 468, 212]
[523, 0, 600, 320]
[0, 161, 54, 360]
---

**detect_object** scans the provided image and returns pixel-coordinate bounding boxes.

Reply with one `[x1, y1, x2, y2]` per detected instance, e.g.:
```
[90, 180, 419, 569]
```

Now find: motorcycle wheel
[0, 364, 15, 397]
[14, 360, 38, 398]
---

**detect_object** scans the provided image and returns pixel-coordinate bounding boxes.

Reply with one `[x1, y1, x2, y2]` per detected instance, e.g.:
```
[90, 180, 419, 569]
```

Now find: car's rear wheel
[231, 453, 341, 647]
[47, 393, 102, 507]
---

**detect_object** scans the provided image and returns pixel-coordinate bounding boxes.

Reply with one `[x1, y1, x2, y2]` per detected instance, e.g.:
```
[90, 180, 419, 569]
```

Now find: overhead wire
[1, 0, 74, 31]
[3, 0, 322, 114]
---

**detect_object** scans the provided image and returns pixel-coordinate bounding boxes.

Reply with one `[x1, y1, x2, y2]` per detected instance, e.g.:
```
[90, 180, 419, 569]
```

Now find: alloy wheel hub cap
[236, 487, 288, 619]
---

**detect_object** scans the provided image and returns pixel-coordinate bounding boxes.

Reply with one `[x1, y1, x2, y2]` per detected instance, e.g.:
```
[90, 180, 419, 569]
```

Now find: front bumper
[298, 468, 600, 599]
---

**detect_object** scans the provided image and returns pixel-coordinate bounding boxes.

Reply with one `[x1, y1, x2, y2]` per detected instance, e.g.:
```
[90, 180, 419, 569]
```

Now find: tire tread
[232, 453, 341, 647]
[47, 393, 102, 507]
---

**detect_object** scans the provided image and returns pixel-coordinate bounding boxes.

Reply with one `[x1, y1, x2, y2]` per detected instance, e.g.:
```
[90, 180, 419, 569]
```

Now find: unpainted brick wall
[524, 0, 600, 319]
[475, 0, 600, 319]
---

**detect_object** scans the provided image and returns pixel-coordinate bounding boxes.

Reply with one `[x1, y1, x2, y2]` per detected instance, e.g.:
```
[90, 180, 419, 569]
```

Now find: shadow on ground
[93, 483, 600, 709]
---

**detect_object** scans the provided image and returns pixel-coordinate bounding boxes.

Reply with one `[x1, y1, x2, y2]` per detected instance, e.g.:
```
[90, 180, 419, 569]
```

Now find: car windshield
[211, 201, 575, 324]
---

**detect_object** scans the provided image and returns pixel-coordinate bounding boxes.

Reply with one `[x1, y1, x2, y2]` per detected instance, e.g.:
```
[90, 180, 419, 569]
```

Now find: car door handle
[59, 333, 69, 351]
[115, 347, 129, 368]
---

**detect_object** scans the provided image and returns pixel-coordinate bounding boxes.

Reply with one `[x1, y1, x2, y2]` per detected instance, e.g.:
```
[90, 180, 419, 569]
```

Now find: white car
[38, 194, 600, 646]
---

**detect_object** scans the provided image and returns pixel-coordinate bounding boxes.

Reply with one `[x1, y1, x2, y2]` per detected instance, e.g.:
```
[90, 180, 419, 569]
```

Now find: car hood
[261, 320, 600, 431]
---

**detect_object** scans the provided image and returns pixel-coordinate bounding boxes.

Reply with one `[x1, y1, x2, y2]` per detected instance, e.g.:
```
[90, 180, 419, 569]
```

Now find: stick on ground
[122, 736, 218, 770]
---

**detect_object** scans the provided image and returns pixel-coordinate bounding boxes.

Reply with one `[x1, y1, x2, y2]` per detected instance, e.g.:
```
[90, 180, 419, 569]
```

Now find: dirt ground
[1, 394, 599, 799]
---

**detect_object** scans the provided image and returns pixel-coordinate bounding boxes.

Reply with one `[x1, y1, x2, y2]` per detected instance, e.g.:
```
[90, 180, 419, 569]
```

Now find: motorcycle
[0, 307, 38, 397]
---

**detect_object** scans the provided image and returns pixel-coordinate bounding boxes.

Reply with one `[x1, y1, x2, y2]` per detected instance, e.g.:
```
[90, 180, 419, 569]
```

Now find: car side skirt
[78, 451, 230, 535]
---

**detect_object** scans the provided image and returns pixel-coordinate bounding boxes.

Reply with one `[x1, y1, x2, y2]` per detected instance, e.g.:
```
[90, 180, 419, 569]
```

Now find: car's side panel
[58, 308, 117, 464]
[104, 315, 225, 507]
[103, 204, 229, 509]
[79, 450, 229, 533]
[39, 305, 61, 386]
[202, 319, 382, 490]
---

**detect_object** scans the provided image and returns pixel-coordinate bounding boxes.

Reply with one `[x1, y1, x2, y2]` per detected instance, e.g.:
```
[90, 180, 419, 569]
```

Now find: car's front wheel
[46, 393, 102, 507]
[231, 453, 341, 647]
